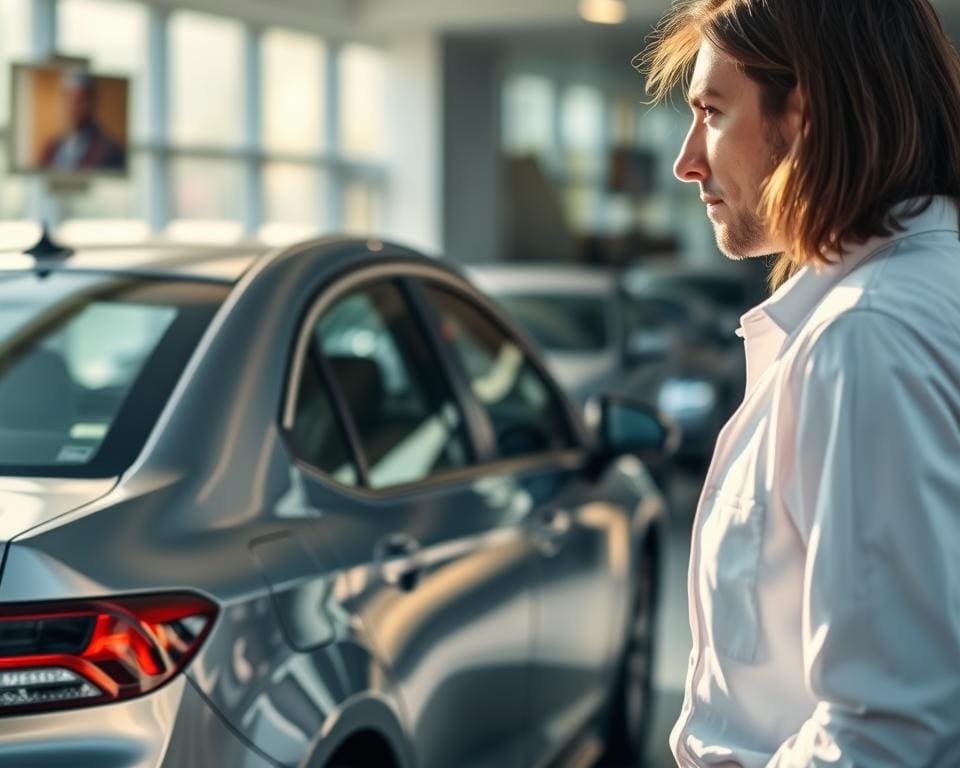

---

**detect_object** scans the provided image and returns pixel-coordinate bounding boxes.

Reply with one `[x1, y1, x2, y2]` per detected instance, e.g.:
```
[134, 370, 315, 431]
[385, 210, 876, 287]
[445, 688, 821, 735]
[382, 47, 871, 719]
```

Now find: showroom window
[262, 163, 329, 246]
[561, 84, 604, 179]
[58, 0, 149, 138]
[0, 0, 32, 127]
[168, 11, 245, 148]
[168, 157, 245, 242]
[0, 0, 388, 249]
[338, 44, 386, 161]
[0, 0, 32, 234]
[262, 29, 326, 155]
[501, 74, 555, 169]
[500, 69, 694, 246]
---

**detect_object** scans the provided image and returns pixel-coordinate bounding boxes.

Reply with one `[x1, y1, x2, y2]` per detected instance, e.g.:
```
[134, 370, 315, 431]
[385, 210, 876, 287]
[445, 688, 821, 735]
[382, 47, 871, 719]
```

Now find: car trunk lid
[0, 476, 117, 549]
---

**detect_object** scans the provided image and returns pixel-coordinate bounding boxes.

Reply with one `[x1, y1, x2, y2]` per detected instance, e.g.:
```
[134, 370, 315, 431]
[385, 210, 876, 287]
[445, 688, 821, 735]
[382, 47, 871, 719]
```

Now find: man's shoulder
[805, 231, 960, 342]
[784, 235, 960, 391]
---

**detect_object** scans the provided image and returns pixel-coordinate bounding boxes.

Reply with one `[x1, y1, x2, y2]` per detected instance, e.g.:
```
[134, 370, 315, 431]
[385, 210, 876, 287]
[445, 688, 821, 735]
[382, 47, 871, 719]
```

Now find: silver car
[0, 239, 669, 768]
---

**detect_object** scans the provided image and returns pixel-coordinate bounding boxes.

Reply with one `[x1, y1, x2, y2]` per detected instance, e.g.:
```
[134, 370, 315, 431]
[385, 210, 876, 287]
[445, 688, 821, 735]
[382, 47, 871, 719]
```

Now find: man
[39, 72, 126, 172]
[640, 1, 960, 765]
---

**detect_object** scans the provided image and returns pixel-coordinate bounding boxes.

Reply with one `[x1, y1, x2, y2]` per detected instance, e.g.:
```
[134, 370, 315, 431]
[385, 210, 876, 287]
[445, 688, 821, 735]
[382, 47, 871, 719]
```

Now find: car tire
[600, 546, 659, 767]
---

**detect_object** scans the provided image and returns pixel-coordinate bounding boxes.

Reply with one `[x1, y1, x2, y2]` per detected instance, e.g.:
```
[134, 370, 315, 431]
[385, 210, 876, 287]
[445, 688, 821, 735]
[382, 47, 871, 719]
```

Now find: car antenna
[23, 220, 74, 260]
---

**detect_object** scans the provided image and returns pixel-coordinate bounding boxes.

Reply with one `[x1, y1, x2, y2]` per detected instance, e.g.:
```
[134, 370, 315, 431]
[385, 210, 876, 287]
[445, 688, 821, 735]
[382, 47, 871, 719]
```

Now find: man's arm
[770, 309, 960, 767]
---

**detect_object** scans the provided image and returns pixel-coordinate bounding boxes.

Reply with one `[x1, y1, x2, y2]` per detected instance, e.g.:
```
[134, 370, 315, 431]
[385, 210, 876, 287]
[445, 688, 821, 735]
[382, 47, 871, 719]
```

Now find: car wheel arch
[301, 692, 414, 768]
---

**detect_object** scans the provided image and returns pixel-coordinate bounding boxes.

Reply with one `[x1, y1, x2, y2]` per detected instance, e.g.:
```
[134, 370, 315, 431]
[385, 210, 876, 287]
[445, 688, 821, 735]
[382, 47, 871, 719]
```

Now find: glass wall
[500, 67, 700, 261]
[0, 0, 388, 249]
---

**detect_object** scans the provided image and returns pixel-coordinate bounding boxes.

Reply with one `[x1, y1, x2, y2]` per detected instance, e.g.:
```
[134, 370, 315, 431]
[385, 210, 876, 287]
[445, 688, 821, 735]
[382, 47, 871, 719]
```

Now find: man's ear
[783, 86, 804, 145]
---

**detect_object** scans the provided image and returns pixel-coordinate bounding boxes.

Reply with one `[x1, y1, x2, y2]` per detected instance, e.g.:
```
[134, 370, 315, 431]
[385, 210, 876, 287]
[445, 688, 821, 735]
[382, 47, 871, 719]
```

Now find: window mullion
[324, 41, 342, 232]
[243, 23, 263, 237]
[147, 4, 169, 234]
[29, 0, 58, 228]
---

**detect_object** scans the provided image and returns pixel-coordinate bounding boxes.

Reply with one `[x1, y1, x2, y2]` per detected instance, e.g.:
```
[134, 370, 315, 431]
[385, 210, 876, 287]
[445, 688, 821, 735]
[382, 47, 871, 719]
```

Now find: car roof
[467, 263, 618, 295]
[0, 243, 272, 284]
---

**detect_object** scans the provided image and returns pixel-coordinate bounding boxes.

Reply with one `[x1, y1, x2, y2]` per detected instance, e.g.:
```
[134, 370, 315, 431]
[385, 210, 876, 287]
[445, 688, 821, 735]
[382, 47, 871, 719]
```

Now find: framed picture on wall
[9, 60, 130, 179]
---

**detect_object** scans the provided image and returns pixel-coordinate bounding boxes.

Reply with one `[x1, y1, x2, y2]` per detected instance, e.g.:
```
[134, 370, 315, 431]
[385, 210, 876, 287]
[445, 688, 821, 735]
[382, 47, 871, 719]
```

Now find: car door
[416, 280, 625, 763]
[282, 272, 539, 768]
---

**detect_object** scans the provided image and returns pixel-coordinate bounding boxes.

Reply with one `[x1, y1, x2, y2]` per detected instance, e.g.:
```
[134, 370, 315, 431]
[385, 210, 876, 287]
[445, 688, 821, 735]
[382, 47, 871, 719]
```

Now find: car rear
[0, 265, 248, 766]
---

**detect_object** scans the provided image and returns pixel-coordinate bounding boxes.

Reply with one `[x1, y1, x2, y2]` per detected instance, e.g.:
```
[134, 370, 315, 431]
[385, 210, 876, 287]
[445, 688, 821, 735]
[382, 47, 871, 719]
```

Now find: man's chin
[715, 225, 774, 261]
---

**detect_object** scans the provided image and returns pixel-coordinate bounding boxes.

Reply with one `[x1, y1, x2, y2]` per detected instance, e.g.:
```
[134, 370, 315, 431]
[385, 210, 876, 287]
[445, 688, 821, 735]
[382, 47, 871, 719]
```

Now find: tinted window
[314, 281, 470, 489]
[493, 293, 609, 353]
[424, 285, 578, 459]
[289, 348, 358, 486]
[0, 272, 228, 477]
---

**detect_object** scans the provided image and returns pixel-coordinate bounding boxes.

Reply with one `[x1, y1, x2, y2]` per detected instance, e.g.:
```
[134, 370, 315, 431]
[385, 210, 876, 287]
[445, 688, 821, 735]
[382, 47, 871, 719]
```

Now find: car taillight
[0, 593, 217, 716]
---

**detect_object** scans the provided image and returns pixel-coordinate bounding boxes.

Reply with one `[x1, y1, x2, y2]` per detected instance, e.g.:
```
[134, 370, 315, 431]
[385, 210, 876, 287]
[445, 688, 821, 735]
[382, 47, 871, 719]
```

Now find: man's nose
[673, 126, 709, 183]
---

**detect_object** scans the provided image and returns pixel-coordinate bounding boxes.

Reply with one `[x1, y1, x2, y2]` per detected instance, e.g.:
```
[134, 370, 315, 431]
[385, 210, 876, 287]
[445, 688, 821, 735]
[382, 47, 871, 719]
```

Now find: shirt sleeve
[769, 308, 960, 767]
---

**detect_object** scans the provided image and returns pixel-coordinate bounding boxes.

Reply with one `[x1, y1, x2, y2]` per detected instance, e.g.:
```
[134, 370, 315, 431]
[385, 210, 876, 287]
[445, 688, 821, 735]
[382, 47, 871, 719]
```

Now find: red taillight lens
[0, 593, 217, 716]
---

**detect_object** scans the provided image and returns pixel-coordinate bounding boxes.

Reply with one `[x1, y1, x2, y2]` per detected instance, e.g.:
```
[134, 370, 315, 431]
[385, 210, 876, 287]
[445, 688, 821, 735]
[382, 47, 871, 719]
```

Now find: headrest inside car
[0, 348, 77, 432]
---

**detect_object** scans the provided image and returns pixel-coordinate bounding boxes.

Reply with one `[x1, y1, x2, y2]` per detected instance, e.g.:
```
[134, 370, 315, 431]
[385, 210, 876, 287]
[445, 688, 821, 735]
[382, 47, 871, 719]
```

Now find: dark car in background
[471, 262, 757, 468]
[0, 240, 672, 768]
[620, 265, 766, 466]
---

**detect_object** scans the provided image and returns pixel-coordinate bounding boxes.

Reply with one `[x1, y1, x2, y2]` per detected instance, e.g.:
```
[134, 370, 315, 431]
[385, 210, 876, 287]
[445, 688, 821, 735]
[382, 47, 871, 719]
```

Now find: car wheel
[600, 547, 658, 767]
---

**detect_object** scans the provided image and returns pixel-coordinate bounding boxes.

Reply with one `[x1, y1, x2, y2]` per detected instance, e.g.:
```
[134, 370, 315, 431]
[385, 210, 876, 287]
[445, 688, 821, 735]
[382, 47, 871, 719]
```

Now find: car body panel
[298, 467, 537, 768]
[0, 476, 116, 546]
[0, 676, 277, 768]
[10, 244, 268, 284]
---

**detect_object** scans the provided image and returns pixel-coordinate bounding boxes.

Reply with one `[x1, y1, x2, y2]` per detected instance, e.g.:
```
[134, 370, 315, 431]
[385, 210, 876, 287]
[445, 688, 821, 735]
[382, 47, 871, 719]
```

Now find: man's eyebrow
[687, 87, 723, 107]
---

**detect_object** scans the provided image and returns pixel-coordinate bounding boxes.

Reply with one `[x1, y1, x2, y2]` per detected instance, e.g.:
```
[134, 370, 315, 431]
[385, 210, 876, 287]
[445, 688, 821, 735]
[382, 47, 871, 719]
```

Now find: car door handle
[375, 533, 423, 592]
[533, 508, 573, 557]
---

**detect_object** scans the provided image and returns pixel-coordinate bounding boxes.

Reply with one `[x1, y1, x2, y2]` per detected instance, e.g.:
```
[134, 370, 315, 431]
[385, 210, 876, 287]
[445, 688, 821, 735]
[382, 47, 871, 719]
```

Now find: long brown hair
[639, 0, 960, 290]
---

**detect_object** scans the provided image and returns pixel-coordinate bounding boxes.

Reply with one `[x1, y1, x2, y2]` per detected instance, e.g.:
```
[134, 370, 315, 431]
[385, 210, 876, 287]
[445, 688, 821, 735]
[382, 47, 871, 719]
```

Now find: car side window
[422, 284, 579, 460]
[312, 280, 471, 490]
[289, 347, 359, 486]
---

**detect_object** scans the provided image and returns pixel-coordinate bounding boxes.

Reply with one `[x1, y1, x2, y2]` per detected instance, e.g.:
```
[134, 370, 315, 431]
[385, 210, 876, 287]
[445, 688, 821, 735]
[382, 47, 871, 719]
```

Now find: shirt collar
[738, 196, 960, 342]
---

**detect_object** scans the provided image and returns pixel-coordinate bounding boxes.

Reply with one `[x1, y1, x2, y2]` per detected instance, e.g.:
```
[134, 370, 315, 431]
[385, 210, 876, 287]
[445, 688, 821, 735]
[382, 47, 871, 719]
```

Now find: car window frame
[281, 264, 485, 495]
[281, 262, 593, 499]
[410, 275, 592, 471]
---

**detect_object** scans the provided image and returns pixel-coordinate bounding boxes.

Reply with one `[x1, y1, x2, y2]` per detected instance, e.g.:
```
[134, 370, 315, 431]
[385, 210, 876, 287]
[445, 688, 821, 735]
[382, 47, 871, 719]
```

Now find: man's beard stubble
[715, 120, 789, 261]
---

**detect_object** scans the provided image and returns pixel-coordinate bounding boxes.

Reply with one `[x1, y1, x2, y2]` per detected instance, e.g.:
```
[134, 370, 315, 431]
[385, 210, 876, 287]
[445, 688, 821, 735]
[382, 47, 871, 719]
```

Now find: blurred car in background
[0, 239, 673, 768]
[471, 262, 758, 468]
[468, 264, 642, 404]
[620, 265, 762, 467]
[622, 263, 766, 342]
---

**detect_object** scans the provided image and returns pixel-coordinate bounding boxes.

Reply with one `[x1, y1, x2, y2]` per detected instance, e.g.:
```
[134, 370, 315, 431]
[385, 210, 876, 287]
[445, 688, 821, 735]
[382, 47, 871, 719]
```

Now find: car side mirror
[585, 393, 681, 465]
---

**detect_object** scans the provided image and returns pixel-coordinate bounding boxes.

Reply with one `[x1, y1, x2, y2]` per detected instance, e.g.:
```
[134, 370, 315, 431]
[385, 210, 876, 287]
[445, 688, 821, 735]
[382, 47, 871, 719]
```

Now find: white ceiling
[356, 0, 670, 33]
[158, 0, 960, 43]
[154, 0, 669, 38]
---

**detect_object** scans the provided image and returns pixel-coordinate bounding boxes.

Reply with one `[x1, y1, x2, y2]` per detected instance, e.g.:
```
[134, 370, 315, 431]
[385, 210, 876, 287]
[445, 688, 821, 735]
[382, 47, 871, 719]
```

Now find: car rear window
[0, 271, 229, 478]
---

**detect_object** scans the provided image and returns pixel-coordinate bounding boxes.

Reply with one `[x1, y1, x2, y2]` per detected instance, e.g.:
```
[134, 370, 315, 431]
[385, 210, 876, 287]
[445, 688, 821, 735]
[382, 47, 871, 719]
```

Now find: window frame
[281, 264, 480, 495]
[410, 275, 591, 468]
[280, 262, 591, 499]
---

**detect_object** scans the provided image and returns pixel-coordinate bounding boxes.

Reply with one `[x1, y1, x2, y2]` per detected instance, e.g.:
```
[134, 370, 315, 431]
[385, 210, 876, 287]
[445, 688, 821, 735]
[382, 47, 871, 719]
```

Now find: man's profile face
[674, 42, 792, 260]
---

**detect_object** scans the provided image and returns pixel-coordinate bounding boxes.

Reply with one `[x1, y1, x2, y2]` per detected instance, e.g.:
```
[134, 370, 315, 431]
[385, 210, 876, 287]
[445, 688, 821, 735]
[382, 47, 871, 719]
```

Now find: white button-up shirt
[671, 197, 960, 767]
